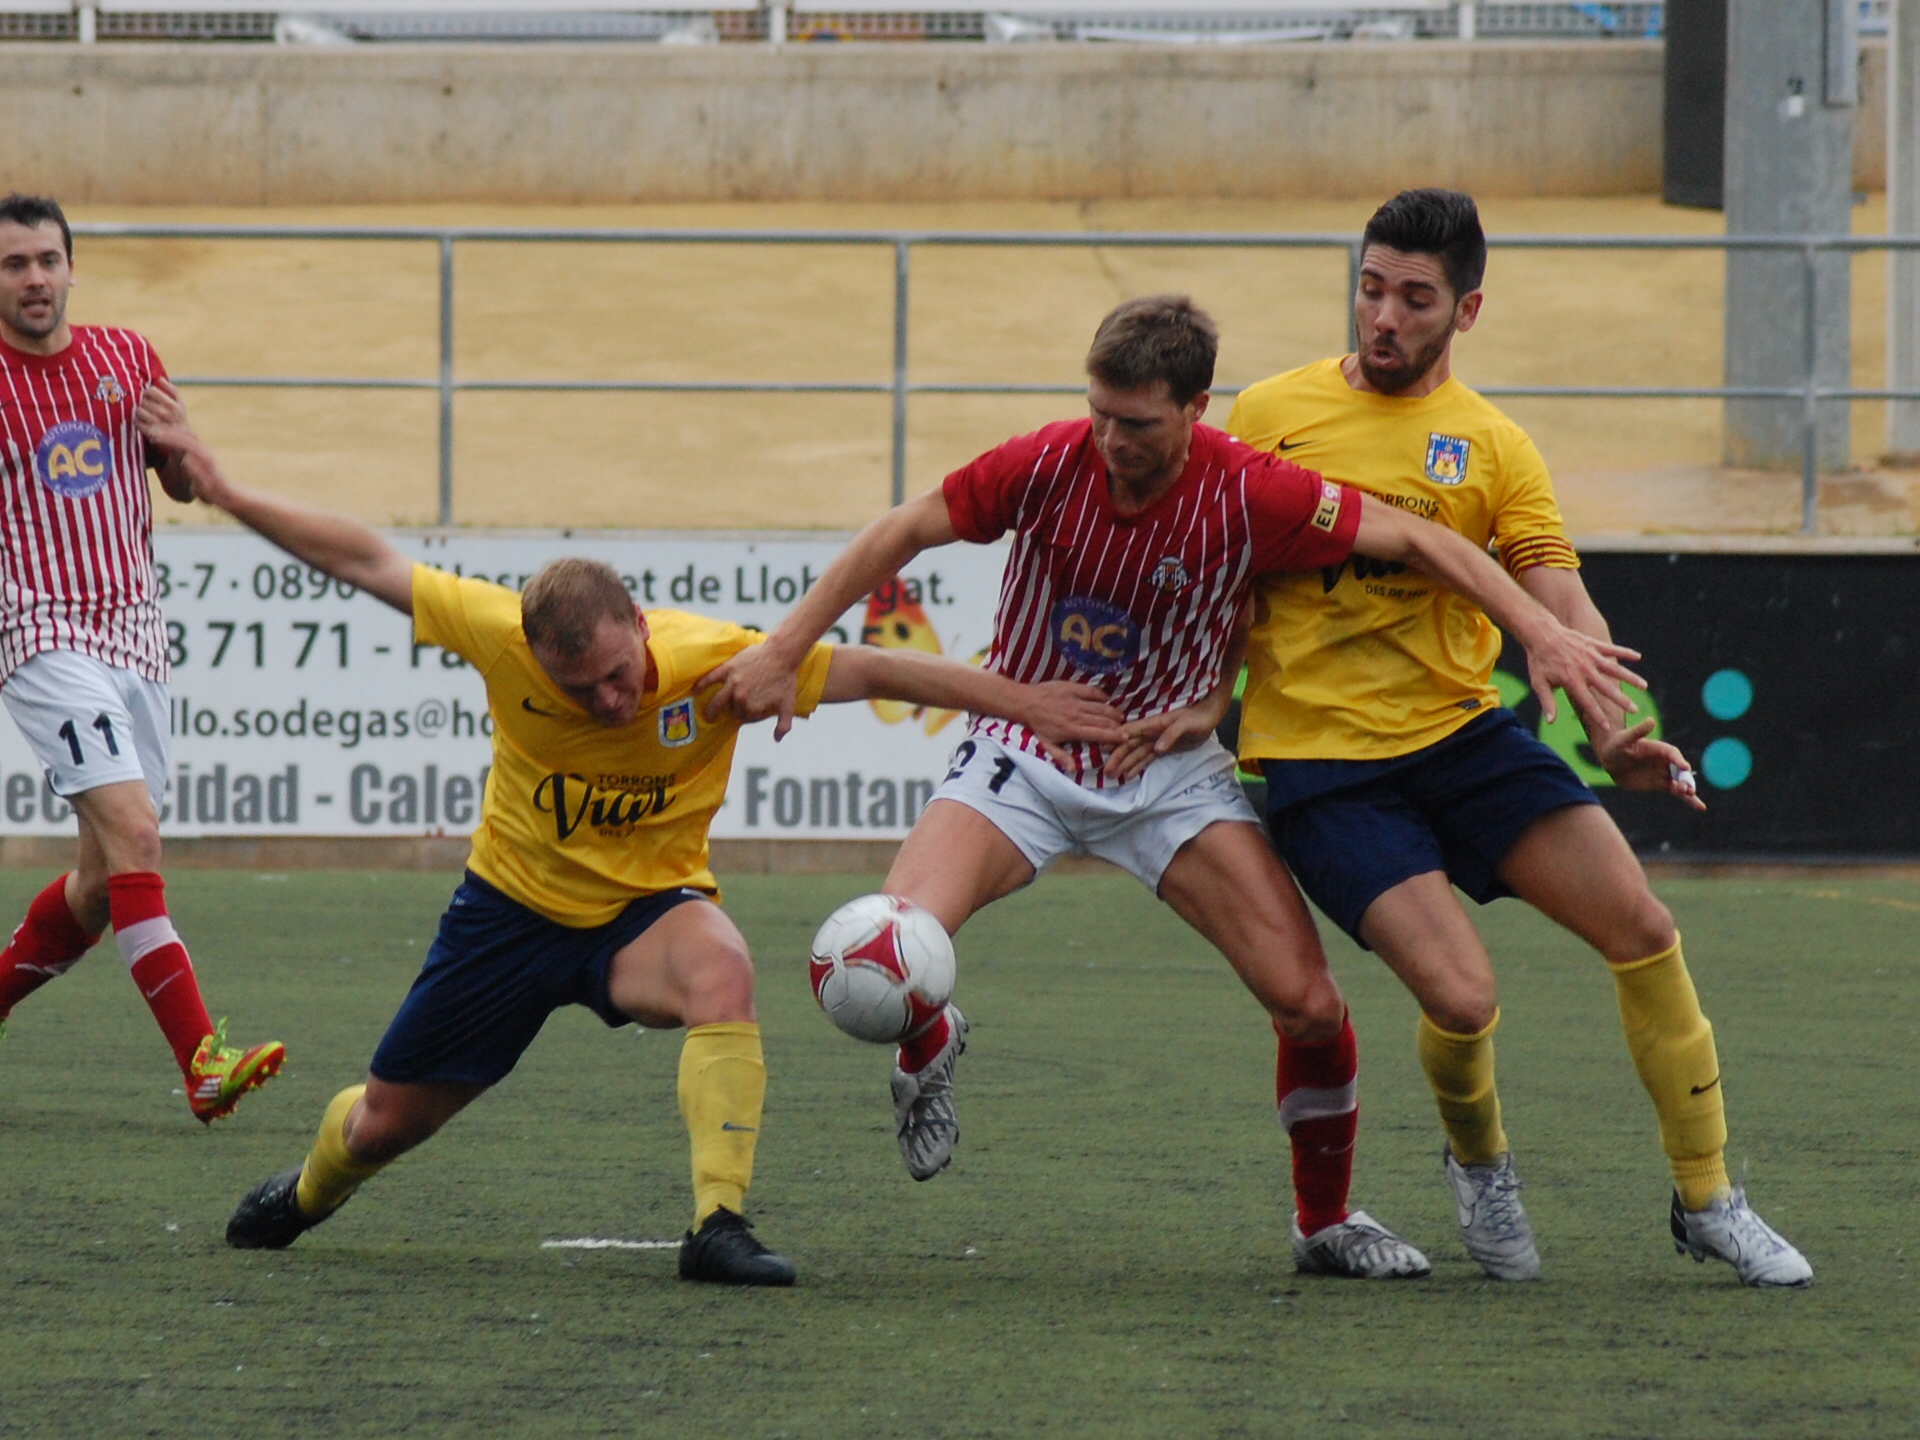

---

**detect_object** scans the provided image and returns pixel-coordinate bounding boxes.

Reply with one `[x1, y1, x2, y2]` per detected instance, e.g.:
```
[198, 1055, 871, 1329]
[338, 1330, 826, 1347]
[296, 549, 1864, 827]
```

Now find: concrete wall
[0, 37, 1888, 206]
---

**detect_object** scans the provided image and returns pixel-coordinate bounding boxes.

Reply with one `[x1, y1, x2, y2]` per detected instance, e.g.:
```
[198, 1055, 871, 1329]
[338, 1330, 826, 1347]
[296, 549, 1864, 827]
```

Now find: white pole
[76, 1, 96, 42]
[1457, 3, 1476, 42]
[1889, 0, 1920, 455]
[766, 0, 786, 45]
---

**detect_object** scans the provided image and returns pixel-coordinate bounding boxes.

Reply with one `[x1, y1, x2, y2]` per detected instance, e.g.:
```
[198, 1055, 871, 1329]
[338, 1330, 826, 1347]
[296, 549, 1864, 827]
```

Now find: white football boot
[1291, 1210, 1432, 1279]
[889, 1005, 967, 1181]
[1444, 1147, 1542, 1281]
[1671, 1186, 1813, 1287]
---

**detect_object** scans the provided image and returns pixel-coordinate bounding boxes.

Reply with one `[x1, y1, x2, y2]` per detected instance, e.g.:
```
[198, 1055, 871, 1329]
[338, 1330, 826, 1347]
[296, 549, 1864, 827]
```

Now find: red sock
[897, 1007, 952, 1074]
[108, 873, 213, 1073]
[0, 874, 100, 1017]
[1277, 1012, 1358, 1237]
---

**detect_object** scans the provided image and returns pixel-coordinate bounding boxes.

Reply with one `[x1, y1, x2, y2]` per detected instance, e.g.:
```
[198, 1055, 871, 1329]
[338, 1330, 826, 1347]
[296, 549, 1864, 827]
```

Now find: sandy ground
[57, 194, 1920, 536]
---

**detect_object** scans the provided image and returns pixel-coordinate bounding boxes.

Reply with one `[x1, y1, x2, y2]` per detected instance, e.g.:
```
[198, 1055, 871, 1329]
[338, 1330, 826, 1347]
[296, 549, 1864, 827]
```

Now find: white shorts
[931, 732, 1260, 891]
[2, 651, 170, 810]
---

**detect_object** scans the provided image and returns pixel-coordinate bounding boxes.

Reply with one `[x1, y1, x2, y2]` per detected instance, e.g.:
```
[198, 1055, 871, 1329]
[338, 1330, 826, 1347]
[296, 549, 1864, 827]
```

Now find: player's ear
[1454, 290, 1483, 333]
[1186, 390, 1210, 424]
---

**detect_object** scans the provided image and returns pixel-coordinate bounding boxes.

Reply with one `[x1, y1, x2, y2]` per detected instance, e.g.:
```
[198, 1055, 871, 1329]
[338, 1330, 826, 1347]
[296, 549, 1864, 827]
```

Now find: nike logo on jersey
[1689, 1075, 1721, 1096]
[1277, 438, 1304, 451]
[720, 1122, 757, 1132]
[521, 697, 557, 717]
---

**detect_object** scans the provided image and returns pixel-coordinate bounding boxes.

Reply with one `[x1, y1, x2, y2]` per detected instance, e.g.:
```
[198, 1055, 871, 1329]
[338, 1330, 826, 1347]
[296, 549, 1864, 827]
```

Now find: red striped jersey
[942, 419, 1360, 787]
[0, 327, 169, 686]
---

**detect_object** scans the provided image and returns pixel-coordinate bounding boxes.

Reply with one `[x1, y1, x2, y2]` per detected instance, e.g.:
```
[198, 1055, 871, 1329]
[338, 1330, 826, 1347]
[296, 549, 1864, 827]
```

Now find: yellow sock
[295, 1085, 389, 1221]
[1417, 1010, 1510, 1165]
[679, 1022, 766, 1227]
[1609, 935, 1730, 1209]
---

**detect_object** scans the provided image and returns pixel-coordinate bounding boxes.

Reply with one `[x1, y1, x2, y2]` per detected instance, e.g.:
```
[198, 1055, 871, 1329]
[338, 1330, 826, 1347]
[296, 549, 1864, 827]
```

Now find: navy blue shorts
[369, 872, 712, 1087]
[1260, 708, 1597, 949]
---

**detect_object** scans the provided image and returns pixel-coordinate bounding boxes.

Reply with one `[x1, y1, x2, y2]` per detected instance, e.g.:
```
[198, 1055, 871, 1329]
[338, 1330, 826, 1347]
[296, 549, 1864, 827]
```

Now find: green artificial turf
[1, 869, 1914, 1439]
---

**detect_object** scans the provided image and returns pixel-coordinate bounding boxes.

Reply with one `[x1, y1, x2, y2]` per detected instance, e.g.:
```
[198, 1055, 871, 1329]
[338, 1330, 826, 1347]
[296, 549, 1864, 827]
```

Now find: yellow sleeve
[793, 640, 834, 717]
[1490, 432, 1580, 578]
[411, 565, 523, 671]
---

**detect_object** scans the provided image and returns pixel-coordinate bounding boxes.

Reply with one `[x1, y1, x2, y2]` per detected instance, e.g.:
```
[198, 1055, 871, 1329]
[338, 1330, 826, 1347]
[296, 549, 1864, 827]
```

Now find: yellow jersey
[1225, 357, 1579, 762]
[412, 565, 833, 926]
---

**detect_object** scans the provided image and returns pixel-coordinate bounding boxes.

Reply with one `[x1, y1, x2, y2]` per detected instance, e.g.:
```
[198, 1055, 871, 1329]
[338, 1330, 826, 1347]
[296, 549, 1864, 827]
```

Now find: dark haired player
[1227, 188, 1811, 1286]
[0, 192, 285, 1121]
[704, 294, 1640, 1279]
[135, 386, 1122, 1284]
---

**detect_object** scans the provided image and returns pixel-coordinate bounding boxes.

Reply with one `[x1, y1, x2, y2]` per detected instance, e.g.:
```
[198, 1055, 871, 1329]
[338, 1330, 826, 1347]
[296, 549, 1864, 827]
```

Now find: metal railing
[69, 222, 1920, 534]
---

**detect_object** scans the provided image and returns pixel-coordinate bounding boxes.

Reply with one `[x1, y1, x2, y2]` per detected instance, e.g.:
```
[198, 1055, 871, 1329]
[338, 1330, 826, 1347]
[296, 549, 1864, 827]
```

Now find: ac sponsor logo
[1424, 433, 1470, 486]
[659, 697, 697, 748]
[1050, 595, 1140, 675]
[34, 420, 112, 499]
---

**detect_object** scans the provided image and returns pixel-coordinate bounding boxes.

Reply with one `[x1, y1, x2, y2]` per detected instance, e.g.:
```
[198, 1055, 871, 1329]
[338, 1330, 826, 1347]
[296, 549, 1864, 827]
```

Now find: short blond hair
[521, 558, 635, 657]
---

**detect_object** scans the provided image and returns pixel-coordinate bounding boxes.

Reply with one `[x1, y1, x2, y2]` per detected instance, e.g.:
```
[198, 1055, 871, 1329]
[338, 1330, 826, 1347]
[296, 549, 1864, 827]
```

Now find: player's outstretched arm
[699, 490, 959, 737]
[1518, 566, 1706, 812]
[816, 647, 1125, 764]
[134, 381, 416, 616]
[1104, 601, 1249, 784]
[1353, 496, 1644, 728]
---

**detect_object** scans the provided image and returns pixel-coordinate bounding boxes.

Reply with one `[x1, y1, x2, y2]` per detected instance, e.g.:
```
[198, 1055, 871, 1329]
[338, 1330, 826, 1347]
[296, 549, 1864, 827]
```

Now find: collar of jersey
[1330, 358, 1467, 411]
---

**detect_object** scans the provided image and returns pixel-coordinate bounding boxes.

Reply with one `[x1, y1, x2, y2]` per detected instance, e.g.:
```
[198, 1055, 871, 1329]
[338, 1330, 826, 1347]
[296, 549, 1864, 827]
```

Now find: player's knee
[103, 817, 162, 875]
[1425, 984, 1497, 1037]
[1265, 972, 1347, 1042]
[684, 941, 756, 1025]
[1614, 894, 1677, 964]
[345, 1102, 433, 1163]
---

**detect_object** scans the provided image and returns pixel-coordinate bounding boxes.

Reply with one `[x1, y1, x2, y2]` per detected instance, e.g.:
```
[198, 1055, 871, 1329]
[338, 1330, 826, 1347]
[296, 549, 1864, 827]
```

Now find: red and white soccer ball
[808, 894, 956, 1044]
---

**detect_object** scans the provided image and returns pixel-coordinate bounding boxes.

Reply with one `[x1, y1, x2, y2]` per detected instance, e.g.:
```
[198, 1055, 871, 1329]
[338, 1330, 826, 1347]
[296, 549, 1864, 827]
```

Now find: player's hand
[1018, 681, 1125, 768]
[1520, 617, 1645, 726]
[134, 380, 227, 506]
[1103, 703, 1226, 784]
[697, 644, 800, 739]
[1593, 717, 1708, 812]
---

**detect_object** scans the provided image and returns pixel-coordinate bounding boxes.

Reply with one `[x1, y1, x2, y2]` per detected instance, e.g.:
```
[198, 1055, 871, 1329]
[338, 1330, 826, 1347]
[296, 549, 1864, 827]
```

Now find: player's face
[1087, 377, 1206, 496]
[533, 612, 653, 728]
[0, 222, 74, 346]
[1353, 245, 1479, 395]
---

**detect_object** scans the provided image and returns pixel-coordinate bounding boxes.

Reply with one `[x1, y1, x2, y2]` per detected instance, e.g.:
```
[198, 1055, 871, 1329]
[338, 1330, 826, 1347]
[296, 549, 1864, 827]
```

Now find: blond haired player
[135, 386, 1121, 1285]
[1225, 188, 1810, 1286]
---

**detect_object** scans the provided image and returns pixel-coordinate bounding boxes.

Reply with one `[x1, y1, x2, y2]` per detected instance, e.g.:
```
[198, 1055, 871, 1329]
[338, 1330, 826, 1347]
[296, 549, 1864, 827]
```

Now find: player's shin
[0, 873, 99, 1017]
[1276, 1012, 1358, 1235]
[1608, 936, 1730, 1209]
[295, 1085, 388, 1221]
[678, 1022, 766, 1225]
[1416, 1011, 1510, 1165]
[108, 872, 214, 1071]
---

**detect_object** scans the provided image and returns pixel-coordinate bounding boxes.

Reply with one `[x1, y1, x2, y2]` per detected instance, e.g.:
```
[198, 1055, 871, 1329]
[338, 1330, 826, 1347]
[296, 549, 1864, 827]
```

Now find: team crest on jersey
[1148, 556, 1190, 593]
[1050, 595, 1140, 675]
[34, 420, 112, 500]
[1424, 433, 1470, 486]
[658, 698, 697, 748]
[93, 373, 126, 405]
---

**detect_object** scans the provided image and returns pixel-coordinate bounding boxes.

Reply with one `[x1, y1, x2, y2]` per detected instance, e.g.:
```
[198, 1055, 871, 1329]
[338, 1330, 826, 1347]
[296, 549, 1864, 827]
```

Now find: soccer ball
[808, 894, 956, 1044]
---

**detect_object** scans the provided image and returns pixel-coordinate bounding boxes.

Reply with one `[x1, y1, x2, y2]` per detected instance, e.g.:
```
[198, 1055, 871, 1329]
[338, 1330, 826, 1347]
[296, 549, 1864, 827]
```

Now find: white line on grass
[541, 1238, 681, 1250]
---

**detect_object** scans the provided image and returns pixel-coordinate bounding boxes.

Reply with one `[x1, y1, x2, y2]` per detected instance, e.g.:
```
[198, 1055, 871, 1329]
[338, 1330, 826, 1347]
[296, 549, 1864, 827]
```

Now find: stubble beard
[2, 290, 65, 343]
[1357, 321, 1455, 396]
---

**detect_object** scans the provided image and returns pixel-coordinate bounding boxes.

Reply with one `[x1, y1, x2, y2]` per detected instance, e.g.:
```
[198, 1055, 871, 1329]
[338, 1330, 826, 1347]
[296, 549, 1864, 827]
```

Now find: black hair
[1084, 294, 1219, 406]
[0, 193, 72, 260]
[1361, 188, 1486, 299]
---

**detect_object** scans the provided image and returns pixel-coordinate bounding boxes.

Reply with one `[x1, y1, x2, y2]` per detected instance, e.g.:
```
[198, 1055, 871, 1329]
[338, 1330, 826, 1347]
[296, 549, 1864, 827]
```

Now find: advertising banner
[1490, 550, 1920, 859]
[0, 530, 1009, 842]
[7, 537, 1915, 857]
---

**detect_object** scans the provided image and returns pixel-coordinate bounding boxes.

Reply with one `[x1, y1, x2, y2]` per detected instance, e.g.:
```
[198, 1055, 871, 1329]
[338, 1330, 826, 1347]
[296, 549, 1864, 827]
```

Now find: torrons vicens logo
[532, 771, 675, 840]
